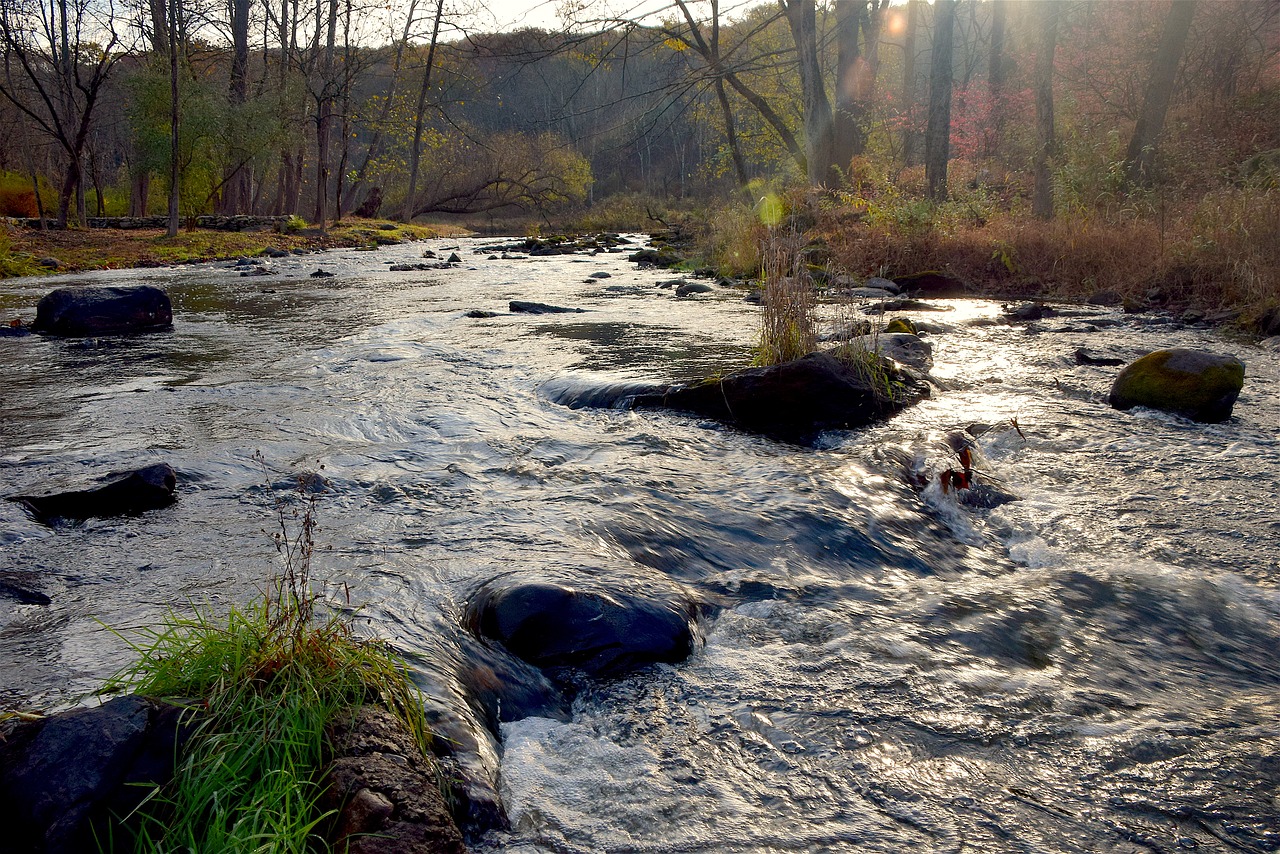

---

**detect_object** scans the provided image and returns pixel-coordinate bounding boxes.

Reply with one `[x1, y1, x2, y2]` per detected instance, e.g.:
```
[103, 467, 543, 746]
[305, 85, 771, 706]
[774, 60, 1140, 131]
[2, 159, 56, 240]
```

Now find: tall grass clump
[754, 227, 817, 366]
[104, 471, 428, 853]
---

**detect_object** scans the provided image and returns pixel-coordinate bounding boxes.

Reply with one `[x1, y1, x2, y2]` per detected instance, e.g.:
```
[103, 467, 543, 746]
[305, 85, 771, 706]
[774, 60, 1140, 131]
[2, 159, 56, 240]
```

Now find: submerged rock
[0, 695, 191, 853]
[33, 285, 172, 337]
[1074, 347, 1126, 367]
[509, 301, 584, 314]
[465, 574, 703, 678]
[675, 281, 713, 297]
[632, 351, 928, 444]
[1109, 348, 1245, 423]
[12, 463, 177, 522]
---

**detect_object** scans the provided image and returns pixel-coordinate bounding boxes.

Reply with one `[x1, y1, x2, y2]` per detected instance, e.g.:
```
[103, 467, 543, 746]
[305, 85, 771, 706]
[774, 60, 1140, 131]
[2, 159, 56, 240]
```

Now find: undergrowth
[103, 465, 428, 853]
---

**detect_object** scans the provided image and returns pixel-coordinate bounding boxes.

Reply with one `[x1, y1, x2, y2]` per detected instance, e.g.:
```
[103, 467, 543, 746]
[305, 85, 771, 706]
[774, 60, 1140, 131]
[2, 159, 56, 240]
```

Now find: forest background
[1, 0, 1278, 324]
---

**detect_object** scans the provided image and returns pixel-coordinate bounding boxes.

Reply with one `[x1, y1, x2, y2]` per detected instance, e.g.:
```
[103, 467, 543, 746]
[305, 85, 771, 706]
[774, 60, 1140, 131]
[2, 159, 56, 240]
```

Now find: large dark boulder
[632, 351, 928, 443]
[1109, 348, 1245, 423]
[12, 463, 177, 522]
[0, 695, 190, 854]
[33, 286, 172, 336]
[465, 574, 703, 678]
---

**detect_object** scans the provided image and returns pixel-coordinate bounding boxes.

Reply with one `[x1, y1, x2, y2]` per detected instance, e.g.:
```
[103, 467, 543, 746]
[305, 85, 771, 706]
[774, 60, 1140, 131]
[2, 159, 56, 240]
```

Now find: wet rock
[33, 285, 172, 337]
[847, 287, 897, 299]
[12, 463, 177, 522]
[447, 252, 461, 263]
[627, 248, 682, 268]
[321, 706, 467, 854]
[866, 276, 901, 294]
[465, 574, 703, 678]
[589, 271, 611, 279]
[456, 634, 570, 732]
[0, 695, 191, 854]
[310, 269, 335, 278]
[1074, 347, 1126, 367]
[262, 247, 290, 258]
[1256, 306, 1280, 337]
[884, 317, 917, 335]
[509, 301, 584, 314]
[818, 320, 873, 342]
[1, 323, 32, 338]
[0, 578, 50, 605]
[239, 266, 271, 277]
[465, 310, 501, 319]
[1109, 348, 1245, 423]
[37, 257, 61, 270]
[1087, 289, 1124, 306]
[867, 298, 950, 314]
[1261, 335, 1280, 351]
[838, 332, 933, 371]
[675, 282, 713, 297]
[743, 291, 762, 304]
[1004, 302, 1056, 322]
[632, 351, 928, 444]
[892, 270, 968, 297]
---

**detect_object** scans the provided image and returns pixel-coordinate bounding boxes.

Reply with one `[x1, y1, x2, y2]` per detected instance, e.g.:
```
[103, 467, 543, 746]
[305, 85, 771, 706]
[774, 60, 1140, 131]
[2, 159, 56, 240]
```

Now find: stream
[1, 236, 1278, 853]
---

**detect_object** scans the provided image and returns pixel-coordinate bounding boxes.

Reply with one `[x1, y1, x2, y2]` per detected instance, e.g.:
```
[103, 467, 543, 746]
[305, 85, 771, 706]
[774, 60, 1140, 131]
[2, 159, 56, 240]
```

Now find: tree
[401, 0, 444, 222]
[899, 0, 921, 166]
[218, 0, 252, 213]
[1033, 0, 1060, 220]
[782, 0, 836, 185]
[0, 0, 128, 225]
[166, 0, 180, 235]
[1124, 0, 1196, 186]
[924, 0, 956, 200]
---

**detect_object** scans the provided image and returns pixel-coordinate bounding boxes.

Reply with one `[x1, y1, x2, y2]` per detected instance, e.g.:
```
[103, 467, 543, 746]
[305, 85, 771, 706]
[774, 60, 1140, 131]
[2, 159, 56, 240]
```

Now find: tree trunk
[924, 0, 956, 201]
[166, 0, 180, 237]
[783, 0, 836, 186]
[221, 0, 251, 213]
[1124, 0, 1196, 186]
[900, 0, 921, 167]
[987, 0, 1007, 158]
[832, 0, 865, 174]
[313, 0, 338, 230]
[714, 77, 751, 199]
[1032, 0, 1060, 220]
[403, 0, 446, 222]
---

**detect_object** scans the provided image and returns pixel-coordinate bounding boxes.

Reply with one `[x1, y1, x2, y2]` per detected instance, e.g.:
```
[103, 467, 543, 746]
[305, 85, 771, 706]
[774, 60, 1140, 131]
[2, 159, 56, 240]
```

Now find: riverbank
[0, 218, 470, 280]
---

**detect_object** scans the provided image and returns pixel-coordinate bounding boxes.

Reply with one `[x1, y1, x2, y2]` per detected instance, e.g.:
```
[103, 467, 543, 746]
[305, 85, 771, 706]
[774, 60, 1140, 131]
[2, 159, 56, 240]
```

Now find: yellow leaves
[663, 37, 688, 52]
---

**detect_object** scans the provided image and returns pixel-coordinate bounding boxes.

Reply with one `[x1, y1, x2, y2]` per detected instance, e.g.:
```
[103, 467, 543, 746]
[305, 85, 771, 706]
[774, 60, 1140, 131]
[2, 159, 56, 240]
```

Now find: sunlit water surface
[1, 238, 1277, 853]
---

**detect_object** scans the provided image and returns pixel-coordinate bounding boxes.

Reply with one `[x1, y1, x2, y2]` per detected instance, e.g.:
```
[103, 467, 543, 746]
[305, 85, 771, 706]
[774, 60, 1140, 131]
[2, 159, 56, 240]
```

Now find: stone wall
[10, 215, 296, 232]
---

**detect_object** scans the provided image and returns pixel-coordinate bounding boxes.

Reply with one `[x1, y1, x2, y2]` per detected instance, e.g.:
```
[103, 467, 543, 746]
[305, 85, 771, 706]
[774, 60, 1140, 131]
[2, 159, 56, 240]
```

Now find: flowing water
[1, 237, 1278, 853]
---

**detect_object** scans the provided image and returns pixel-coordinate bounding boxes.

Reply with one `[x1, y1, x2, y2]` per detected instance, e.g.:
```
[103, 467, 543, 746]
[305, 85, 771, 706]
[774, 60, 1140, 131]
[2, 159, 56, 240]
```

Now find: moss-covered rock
[1108, 348, 1245, 423]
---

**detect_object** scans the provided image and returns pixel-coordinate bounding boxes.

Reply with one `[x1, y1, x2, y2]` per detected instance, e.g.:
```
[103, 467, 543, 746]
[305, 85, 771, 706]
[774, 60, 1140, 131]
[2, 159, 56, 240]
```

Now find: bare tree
[1032, 0, 1060, 220]
[924, 0, 956, 200]
[166, 0, 180, 235]
[1124, 0, 1196, 186]
[782, 0, 835, 185]
[401, 0, 444, 222]
[0, 0, 129, 225]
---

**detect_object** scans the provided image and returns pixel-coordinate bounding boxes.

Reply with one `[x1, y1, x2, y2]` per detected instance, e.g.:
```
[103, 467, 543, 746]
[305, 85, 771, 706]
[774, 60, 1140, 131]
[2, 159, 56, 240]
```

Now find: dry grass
[754, 227, 817, 366]
[817, 185, 1280, 324]
[0, 219, 468, 278]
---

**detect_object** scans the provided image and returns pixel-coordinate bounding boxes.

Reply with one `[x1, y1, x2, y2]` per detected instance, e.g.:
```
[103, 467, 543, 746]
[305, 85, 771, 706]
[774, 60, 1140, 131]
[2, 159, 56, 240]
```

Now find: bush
[0, 172, 39, 217]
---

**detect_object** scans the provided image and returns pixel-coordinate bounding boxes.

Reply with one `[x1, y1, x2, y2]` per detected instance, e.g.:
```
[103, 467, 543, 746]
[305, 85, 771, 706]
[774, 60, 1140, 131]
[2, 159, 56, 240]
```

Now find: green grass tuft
[103, 471, 429, 853]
